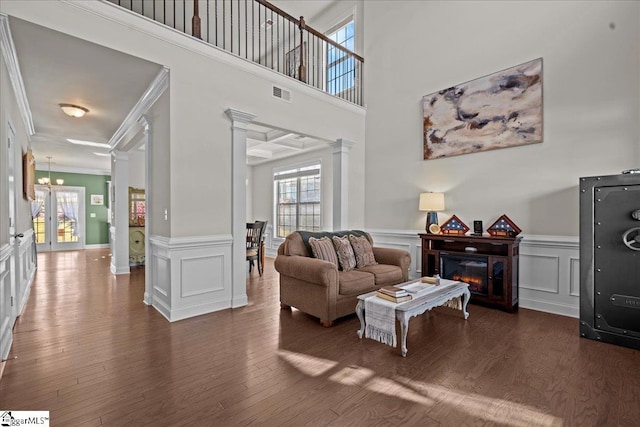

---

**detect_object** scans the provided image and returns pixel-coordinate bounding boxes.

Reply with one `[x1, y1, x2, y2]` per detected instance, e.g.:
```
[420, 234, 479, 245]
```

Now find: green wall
[35, 170, 111, 245]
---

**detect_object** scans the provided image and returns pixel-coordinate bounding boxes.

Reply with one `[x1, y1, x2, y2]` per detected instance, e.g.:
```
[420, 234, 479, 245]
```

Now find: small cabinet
[420, 233, 521, 312]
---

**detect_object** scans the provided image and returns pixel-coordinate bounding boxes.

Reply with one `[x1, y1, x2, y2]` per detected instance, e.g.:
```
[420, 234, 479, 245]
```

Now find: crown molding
[0, 14, 35, 135]
[109, 66, 169, 149]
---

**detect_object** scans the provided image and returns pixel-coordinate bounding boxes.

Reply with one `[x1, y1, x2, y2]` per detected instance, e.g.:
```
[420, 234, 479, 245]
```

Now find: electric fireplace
[440, 253, 489, 295]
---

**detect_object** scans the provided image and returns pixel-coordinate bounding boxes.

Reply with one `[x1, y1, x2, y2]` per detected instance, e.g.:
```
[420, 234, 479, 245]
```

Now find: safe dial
[622, 227, 640, 251]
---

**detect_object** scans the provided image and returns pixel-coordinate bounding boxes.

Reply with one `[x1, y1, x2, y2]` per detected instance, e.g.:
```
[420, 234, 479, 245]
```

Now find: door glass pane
[32, 190, 47, 244]
[56, 191, 79, 243]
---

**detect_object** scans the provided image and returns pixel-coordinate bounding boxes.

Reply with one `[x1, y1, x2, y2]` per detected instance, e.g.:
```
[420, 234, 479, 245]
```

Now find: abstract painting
[423, 58, 543, 160]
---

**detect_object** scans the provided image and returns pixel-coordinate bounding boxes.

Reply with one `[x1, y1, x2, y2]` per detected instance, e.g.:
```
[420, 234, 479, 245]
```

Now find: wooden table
[356, 280, 470, 357]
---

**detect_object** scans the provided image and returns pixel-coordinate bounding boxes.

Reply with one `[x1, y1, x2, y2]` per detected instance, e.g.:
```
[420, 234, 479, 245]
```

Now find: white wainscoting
[0, 229, 37, 360]
[368, 230, 580, 318]
[0, 242, 14, 360]
[149, 234, 233, 322]
[264, 224, 280, 259]
[518, 235, 580, 318]
[16, 229, 37, 315]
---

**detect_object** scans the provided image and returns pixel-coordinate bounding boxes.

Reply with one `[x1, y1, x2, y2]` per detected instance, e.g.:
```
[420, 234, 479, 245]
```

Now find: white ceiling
[8, 1, 336, 174]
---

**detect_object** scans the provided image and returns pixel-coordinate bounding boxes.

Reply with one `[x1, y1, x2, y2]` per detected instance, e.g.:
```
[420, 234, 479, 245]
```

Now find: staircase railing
[107, 0, 364, 106]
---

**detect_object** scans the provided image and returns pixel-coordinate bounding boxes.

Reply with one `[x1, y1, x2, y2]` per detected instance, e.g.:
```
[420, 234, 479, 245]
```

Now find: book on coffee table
[375, 291, 412, 303]
[378, 285, 409, 297]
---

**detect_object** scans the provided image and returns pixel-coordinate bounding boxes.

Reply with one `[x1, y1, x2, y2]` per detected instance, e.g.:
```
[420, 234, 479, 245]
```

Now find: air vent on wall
[272, 85, 291, 102]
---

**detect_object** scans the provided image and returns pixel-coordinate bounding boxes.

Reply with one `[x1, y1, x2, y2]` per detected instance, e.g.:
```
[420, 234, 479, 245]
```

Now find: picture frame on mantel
[423, 58, 543, 160]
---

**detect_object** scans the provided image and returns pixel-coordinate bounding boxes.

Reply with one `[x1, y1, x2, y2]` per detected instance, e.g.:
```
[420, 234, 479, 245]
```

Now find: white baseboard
[85, 244, 110, 249]
[519, 296, 579, 318]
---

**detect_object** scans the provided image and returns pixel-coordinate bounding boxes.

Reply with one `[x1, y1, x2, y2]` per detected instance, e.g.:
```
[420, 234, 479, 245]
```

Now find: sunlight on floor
[278, 350, 563, 426]
[278, 350, 338, 377]
[393, 376, 563, 426]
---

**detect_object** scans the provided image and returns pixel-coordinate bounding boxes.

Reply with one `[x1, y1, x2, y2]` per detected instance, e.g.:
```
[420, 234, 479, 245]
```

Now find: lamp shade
[419, 192, 445, 211]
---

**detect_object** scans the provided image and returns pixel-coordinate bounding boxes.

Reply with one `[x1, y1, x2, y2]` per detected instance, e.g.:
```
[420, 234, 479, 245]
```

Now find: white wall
[149, 89, 170, 237]
[127, 148, 145, 190]
[363, 0, 640, 236]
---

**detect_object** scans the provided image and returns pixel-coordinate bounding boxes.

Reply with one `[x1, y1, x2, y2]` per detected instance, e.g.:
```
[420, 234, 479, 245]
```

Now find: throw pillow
[349, 234, 377, 268]
[308, 237, 339, 268]
[332, 235, 357, 272]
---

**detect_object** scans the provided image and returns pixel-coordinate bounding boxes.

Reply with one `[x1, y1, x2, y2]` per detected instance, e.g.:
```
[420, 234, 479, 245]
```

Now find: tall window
[275, 164, 321, 237]
[327, 20, 355, 95]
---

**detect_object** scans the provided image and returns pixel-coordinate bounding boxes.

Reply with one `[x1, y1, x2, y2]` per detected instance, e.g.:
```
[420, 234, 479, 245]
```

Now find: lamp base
[426, 211, 439, 233]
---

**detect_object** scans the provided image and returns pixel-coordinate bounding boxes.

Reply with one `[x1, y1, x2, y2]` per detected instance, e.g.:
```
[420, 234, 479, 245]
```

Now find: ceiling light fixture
[93, 152, 111, 157]
[67, 139, 111, 149]
[59, 103, 89, 118]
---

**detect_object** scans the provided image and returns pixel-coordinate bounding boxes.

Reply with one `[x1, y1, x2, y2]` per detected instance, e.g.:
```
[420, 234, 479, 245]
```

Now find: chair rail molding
[366, 229, 580, 318]
[149, 234, 233, 322]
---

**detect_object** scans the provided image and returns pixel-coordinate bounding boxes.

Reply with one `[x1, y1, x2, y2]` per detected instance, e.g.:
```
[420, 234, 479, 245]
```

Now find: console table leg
[397, 312, 409, 357]
[356, 300, 365, 339]
[462, 288, 470, 320]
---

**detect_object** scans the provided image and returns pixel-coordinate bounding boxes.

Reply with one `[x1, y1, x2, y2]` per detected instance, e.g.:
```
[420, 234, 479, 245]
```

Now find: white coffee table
[356, 280, 470, 357]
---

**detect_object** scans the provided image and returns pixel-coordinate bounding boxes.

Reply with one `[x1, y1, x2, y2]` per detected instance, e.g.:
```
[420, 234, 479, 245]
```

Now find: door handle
[13, 233, 24, 239]
[622, 227, 640, 251]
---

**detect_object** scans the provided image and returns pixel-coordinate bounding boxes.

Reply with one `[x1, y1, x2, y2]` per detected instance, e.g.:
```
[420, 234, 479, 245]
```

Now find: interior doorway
[33, 185, 86, 252]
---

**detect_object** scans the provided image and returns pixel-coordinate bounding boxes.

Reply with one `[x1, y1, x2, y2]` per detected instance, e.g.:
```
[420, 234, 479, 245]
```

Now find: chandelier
[38, 156, 64, 187]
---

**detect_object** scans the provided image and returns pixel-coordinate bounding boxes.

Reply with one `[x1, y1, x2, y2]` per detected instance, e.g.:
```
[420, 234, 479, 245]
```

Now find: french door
[33, 186, 85, 251]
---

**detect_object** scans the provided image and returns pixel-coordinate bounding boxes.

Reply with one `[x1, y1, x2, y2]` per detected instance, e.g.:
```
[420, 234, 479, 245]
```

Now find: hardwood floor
[1, 249, 639, 426]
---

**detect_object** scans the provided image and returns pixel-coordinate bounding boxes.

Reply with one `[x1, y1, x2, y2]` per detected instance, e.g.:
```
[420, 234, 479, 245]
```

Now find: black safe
[579, 170, 640, 350]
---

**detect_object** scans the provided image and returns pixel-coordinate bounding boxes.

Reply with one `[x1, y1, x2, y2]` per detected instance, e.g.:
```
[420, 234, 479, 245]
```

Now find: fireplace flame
[452, 274, 484, 287]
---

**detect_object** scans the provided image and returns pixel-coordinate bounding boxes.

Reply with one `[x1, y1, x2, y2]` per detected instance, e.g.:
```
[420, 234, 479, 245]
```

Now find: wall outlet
[90, 213, 96, 218]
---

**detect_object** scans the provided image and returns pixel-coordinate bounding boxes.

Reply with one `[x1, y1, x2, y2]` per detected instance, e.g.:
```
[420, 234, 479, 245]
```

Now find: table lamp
[419, 192, 445, 233]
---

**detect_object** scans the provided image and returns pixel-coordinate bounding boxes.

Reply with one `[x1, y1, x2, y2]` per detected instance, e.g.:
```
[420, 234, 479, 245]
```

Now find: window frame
[325, 17, 355, 97]
[273, 161, 322, 238]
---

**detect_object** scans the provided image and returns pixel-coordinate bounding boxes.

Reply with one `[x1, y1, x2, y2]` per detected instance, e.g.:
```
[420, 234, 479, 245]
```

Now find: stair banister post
[192, 0, 201, 39]
[298, 16, 307, 83]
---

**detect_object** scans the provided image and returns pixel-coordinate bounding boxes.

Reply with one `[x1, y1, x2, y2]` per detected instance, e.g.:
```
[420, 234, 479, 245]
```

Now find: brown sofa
[274, 230, 411, 326]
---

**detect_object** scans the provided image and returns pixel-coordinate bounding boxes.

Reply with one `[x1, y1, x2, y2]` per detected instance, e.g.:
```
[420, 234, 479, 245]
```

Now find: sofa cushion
[349, 234, 377, 268]
[309, 237, 339, 268]
[357, 264, 404, 286]
[338, 270, 376, 295]
[284, 232, 311, 257]
[296, 230, 371, 254]
[332, 235, 357, 272]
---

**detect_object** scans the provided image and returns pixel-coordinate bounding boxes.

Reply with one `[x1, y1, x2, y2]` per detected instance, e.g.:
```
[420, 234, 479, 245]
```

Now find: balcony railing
[108, 0, 364, 106]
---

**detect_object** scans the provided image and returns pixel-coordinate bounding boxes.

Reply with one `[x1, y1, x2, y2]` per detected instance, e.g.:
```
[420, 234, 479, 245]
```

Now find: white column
[111, 150, 131, 275]
[331, 138, 354, 230]
[225, 108, 256, 308]
[139, 115, 153, 305]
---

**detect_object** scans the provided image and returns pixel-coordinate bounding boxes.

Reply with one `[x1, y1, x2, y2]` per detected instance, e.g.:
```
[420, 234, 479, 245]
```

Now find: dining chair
[246, 221, 266, 276]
